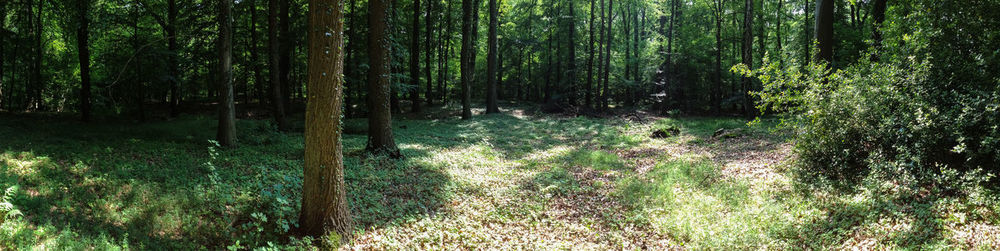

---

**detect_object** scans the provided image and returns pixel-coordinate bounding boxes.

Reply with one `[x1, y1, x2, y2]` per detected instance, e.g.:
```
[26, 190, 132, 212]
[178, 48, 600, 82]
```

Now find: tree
[300, 0, 353, 239]
[485, 0, 500, 114]
[217, 0, 237, 147]
[78, 0, 92, 122]
[741, 0, 753, 118]
[460, 0, 474, 120]
[366, 0, 403, 158]
[269, 0, 289, 131]
[410, 0, 422, 113]
[425, 0, 434, 106]
[712, 0, 723, 113]
[602, 0, 613, 110]
[814, 0, 833, 64]
[870, 0, 887, 61]
[586, 0, 596, 109]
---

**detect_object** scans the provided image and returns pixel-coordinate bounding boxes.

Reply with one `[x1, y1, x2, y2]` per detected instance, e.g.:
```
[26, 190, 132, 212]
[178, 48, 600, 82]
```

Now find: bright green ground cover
[0, 108, 997, 250]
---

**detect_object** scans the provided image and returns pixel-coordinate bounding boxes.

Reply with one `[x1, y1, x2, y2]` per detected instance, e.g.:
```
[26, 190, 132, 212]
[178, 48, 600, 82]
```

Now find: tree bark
[712, 0, 723, 113]
[410, 0, 421, 113]
[217, 0, 237, 147]
[279, 0, 292, 110]
[365, 0, 402, 158]
[566, 0, 577, 106]
[78, 0, 92, 121]
[300, 0, 353, 240]
[814, 0, 833, 65]
[269, 0, 290, 131]
[485, 0, 500, 113]
[870, 0, 887, 62]
[742, 0, 755, 118]
[602, 0, 613, 110]
[802, 0, 811, 65]
[168, 0, 180, 117]
[586, 0, 596, 109]
[460, 0, 474, 119]
[425, 0, 434, 106]
[251, 1, 265, 107]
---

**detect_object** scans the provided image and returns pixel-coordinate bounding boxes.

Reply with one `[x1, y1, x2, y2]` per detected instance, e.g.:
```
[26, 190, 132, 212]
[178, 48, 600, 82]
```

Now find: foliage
[739, 0, 1000, 190]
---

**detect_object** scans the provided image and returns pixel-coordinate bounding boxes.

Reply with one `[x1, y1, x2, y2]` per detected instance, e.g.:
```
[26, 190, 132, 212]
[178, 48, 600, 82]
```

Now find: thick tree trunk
[485, 0, 499, 113]
[217, 0, 237, 147]
[410, 0, 421, 113]
[366, 0, 402, 158]
[300, 0, 353, 240]
[460, 0, 473, 120]
[78, 0, 92, 121]
[814, 0, 833, 64]
[1, 3, 6, 110]
[269, 0, 290, 131]
[870, 0, 886, 62]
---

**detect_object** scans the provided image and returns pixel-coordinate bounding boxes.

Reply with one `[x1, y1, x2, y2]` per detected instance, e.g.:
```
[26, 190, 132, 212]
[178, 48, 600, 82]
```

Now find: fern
[0, 186, 22, 225]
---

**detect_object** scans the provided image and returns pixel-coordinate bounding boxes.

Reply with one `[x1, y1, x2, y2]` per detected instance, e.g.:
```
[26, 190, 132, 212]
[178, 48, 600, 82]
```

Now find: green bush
[740, 0, 1000, 190]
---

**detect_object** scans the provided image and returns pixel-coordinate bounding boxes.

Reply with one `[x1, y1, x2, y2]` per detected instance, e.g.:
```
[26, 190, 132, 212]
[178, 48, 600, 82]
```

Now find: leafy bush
[740, 0, 1000, 190]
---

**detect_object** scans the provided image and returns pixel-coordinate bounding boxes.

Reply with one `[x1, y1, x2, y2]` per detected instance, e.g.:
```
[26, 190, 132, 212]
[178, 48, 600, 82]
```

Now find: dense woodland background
[1, 0, 999, 249]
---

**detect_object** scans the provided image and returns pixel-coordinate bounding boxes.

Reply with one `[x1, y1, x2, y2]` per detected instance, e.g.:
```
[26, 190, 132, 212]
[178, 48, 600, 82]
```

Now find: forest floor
[0, 105, 998, 250]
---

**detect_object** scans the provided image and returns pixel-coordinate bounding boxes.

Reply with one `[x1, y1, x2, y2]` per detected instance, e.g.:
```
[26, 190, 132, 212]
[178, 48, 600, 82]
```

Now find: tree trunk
[485, 0, 499, 113]
[251, 1, 265, 107]
[741, 0, 754, 119]
[279, 0, 292, 111]
[870, 0, 886, 62]
[217, 0, 237, 147]
[269, 0, 290, 131]
[602, 0, 613, 110]
[712, 0, 723, 113]
[814, 0, 833, 65]
[425, 0, 434, 106]
[586, 0, 596, 109]
[566, 1, 577, 106]
[366, 0, 402, 158]
[300, 0, 353, 240]
[410, 0, 421, 113]
[33, 0, 43, 110]
[460, 0, 474, 119]
[168, 0, 180, 117]
[77, 0, 92, 122]
[776, 0, 784, 66]
[802, 0, 811, 65]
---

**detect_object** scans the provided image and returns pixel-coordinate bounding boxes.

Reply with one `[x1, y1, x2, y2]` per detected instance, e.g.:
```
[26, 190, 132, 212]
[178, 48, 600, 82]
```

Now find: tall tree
[279, 0, 292, 110]
[269, 0, 289, 131]
[367, 0, 403, 158]
[802, 0, 811, 65]
[78, 0, 92, 122]
[300, 0, 353, 239]
[460, 0, 474, 119]
[712, 0, 723, 113]
[602, 0, 613, 110]
[250, 1, 265, 107]
[741, 0, 754, 118]
[870, 0, 887, 61]
[410, 0, 422, 113]
[586, 0, 596, 109]
[814, 0, 833, 64]
[217, 0, 237, 147]
[425, 0, 434, 106]
[566, 0, 577, 106]
[485, 0, 500, 113]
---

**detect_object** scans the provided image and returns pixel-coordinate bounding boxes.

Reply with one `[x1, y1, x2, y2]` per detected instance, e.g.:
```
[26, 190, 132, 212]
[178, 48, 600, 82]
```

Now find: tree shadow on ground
[0, 113, 449, 249]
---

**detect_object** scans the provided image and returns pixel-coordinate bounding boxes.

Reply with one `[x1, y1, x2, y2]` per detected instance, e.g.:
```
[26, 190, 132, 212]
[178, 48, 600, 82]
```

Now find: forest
[0, 0, 998, 249]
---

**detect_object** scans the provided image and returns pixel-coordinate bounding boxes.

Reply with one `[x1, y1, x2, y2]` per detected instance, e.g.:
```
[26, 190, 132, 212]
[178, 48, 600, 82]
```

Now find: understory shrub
[741, 0, 1000, 190]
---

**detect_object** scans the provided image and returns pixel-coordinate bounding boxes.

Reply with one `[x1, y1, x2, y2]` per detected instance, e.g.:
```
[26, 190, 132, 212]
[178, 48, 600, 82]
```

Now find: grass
[0, 108, 997, 249]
